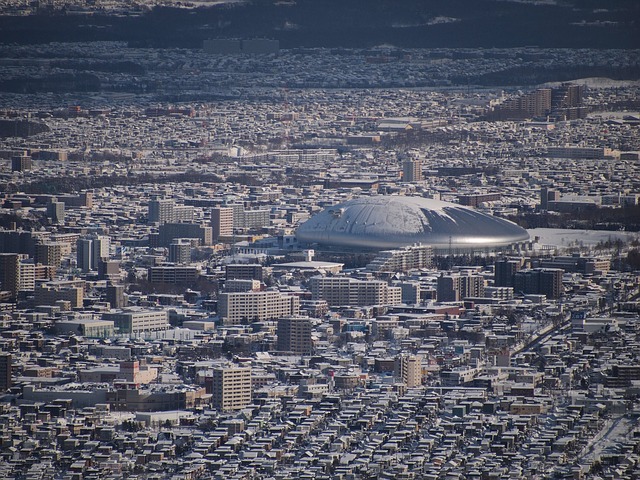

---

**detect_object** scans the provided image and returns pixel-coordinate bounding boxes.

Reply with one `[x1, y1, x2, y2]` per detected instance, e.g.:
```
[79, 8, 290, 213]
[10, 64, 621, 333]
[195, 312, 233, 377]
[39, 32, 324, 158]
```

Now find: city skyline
[0, 2, 639, 479]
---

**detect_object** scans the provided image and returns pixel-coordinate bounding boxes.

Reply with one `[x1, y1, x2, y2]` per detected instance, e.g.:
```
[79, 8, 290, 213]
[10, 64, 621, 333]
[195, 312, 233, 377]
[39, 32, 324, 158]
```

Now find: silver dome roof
[297, 195, 530, 250]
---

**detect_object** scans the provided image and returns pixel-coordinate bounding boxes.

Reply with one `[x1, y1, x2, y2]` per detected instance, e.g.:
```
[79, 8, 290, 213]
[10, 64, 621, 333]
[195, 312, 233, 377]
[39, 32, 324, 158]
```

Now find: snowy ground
[543, 77, 640, 88]
[529, 228, 640, 250]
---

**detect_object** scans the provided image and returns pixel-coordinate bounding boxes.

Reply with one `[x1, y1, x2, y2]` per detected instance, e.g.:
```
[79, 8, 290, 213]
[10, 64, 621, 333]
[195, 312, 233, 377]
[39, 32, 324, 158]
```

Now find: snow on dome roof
[296, 195, 530, 250]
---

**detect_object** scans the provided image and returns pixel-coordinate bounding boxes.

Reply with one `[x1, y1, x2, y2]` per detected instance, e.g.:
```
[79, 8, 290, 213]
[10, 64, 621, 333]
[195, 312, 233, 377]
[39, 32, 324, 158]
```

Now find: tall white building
[0, 254, 39, 297]
[17, 259, 35, 292]
[226, 204, 271, 230]
[93, 236, 109, 270]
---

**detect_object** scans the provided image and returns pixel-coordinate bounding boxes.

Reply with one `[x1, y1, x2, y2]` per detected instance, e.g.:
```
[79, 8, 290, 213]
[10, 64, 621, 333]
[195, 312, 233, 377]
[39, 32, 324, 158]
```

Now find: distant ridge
[0, 0, 638, 49]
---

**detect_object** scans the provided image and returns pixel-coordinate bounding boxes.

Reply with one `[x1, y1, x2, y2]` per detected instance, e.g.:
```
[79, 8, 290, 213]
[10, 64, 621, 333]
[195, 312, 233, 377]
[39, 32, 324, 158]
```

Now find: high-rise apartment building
[489, 83, 586, 121]
[237, 208, 271, 230]
[212, 207, 234, 240]
[210, 365, 252, 411]
[148, 198, 195, 225]
[460, 273, 485, 299]
[76, 235, 110, 272]
[218, 290, 300, 325]
[148, 266, 199, 285]
[395, 354, 422, 388]
[93, 235, 110, 266]
[11, 153, 32, 172]
[77, 238, 93, 272]
[402, 158, 422, 182]
[35, 242, 68, 268]
[225, 264, 263, 281]
[550, 83, 585, 119]
[437, 272, 485, 302]
[277, 316, 313, 355]
[47, 199, 65, 224]
[0, 255, 46, 298]
[0, 253, 20, 297]
[168, 239, 192, 264]
[494, 258, 524, 287]
[0, 353, 11, 391]
[18, 259, 35, 292]
[513, 268, 564, 299]
[217, 204, 270, 232]
[309, 276, 402, 307]
[503, 88, 552, 118]
[546, 147, 605, 160]
[149, 198, 175, 224]
[366, 244, 433, 273]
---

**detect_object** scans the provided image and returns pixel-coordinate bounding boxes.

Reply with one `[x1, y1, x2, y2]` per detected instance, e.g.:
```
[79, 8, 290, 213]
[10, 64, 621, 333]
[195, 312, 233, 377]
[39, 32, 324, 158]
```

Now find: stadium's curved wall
[297, 196, 530, 251]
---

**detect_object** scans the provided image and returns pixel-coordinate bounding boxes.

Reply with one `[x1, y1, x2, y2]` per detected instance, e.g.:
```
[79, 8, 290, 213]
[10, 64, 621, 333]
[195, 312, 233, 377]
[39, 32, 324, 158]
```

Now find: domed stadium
[297, 196, 530, 251]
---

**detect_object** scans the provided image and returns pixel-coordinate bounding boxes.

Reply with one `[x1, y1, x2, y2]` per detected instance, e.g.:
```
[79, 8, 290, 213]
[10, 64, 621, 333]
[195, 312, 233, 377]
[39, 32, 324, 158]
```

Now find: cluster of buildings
[487, 83, 588, 121]
[0, 43, 638, 479]
[0, 174, 637, 478]
[0, 241, 638, 478]
[1, 42, 639, 105]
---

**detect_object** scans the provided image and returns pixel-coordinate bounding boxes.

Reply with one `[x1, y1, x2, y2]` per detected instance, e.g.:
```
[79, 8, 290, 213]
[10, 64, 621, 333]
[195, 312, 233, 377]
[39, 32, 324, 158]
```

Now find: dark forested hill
[0, 0, 638, 49]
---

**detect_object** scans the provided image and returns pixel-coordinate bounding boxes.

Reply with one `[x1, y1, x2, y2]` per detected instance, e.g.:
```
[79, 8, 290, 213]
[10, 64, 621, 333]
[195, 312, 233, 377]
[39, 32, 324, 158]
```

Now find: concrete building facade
[309, 276, 402, 307]
[218, 290, 300, 325]
[277, 316, 313, 355]
[209, 365, 252, 412]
